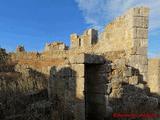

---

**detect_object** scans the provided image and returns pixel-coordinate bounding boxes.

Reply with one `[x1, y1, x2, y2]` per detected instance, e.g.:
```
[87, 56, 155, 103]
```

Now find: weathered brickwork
[0, 6, 160, 120]
[97, 7, 149, 82]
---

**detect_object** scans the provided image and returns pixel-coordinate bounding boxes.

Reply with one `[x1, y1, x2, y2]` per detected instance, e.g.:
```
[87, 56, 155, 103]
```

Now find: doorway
[85, 64, 106, 120]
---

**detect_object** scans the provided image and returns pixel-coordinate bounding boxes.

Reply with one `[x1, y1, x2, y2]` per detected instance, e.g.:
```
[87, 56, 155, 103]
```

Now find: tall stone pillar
[128, 7, 149, 82]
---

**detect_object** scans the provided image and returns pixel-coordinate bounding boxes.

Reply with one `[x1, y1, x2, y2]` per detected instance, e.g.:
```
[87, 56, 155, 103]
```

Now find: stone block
[44, 42, 67, 51]
[129, 55, 148, 66]
[85, 28, 98, 45]
[69, 54, 105, 64]
[129, 76, 139, 85]
[133, 16, 148, 28]
[141, 56, 148, 65]
[109, 88, 123, 98]
[131, 7, 149, 17]
[132, 39, 148, 48]
[111, 81, 122, 89]
[133, 28, 148, 39]
[139, 64, 148, 73]
[123, 67, 132, 77]
[140, 39, 148, 47]
[136, 47, 147, 55]
[114, 58, 126, 67]
[70, 33, 80, 49]
[84, 54, 105, 64]
[76, 77, 85, 100]
[141, 72, 148, 82]
[122, 78, 129, 84]
[69, 54, 85, 64]
[106, 83, 112, 94]
[135, 83, 145, 90]
[71, 64, 84, 77]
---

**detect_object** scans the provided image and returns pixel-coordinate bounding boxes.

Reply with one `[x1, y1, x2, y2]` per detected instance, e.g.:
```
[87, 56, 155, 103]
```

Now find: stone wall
[98, 7, 149, 53]
[70, 29, 98, 49]
[0, 6, 159, 120]
[106, 55, 158, 113]
[48, 52, 159, 120]
[44, 42, 67, 52]
[97, 7, 149, 82]
[10, 52, 67, 75]
[10, 7, 149, 81]
[128, 7, 149, 82]
[148, 59, 160, 95]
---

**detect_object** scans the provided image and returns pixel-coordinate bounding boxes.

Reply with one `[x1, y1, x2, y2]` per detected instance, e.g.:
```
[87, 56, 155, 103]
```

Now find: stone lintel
[69, 53, 105, 64]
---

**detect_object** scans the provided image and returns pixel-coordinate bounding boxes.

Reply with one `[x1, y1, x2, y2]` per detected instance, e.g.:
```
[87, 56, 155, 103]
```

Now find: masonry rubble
[0, 6, 160, 120]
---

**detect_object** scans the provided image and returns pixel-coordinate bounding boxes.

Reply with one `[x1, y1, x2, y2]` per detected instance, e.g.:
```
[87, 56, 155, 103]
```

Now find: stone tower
[70, 29, 98, 49]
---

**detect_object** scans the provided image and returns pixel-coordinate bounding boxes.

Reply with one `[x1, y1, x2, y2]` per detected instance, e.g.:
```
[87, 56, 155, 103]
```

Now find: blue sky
[0, 0, 89, 52]
[0, 0, 159, 57]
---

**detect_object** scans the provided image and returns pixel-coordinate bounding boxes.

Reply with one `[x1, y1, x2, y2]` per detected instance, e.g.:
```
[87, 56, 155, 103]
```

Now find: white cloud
[75, 0, 160, 57]
[75, 0, 160, 31]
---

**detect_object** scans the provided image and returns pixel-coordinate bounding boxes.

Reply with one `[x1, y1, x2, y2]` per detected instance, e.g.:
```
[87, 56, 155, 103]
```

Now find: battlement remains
[44, 42, 67, 52]
[70, 28, 98, 49]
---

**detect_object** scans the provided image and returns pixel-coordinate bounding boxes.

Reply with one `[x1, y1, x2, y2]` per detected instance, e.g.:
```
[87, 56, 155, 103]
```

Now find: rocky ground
[0, 48, 52, 120]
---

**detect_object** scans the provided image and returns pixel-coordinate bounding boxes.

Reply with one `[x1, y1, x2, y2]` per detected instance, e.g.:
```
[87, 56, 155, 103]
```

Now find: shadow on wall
[106, 65, 160, 120]
[49, 54, 110, 120]
[48, 66, 77, 120]
[48, 55, 160, 120]
[1, 53, 159, 120]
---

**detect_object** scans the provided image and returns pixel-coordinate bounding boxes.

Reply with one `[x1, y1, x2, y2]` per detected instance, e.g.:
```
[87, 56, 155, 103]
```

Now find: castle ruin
[0, 7, 160, 120]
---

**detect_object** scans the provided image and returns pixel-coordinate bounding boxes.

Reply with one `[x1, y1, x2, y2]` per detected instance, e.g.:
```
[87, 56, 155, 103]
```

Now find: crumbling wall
[98, 14, 132, 52]
[97, 7, 149, 82]
[48, 54, 107, 120]
[98, 7, 149, 53]
[70, 29, 98, 49]
[44, 42, 67, 52]
[148, 59, 160, 95]
[105, 54, 158, 113]
[128, 7, 149, 82]
[10, 52, 67, 75]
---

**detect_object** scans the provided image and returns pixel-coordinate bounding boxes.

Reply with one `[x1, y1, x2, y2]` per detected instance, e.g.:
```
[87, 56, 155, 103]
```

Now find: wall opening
[84, 64, 106, 120]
